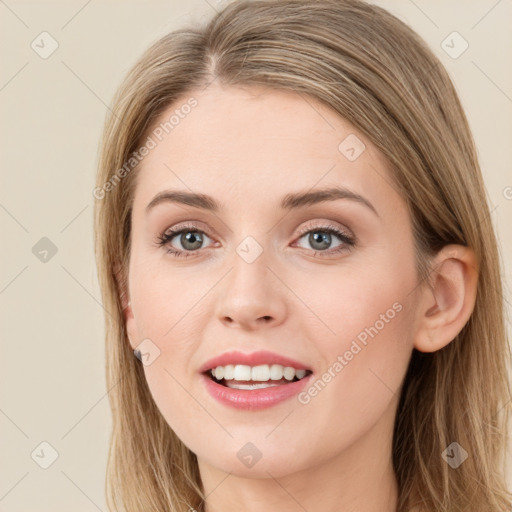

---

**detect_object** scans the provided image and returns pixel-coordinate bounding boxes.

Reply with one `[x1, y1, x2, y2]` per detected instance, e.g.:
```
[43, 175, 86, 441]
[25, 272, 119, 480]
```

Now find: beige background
[1, 0, 511, 510]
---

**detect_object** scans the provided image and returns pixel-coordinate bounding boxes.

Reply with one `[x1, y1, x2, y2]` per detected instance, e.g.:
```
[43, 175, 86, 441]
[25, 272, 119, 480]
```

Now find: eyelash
[155, 221, 355, 259]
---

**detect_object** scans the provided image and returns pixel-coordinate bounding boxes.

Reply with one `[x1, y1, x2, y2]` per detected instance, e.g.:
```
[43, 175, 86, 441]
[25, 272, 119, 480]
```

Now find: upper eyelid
[162, 221, 211, 238]
[163, 220, 350, 236]
[296, 219, 352, 235]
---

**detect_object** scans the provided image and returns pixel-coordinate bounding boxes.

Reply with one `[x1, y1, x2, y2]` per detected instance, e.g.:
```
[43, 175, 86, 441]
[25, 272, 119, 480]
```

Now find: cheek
[331, 299, 413, 403]
[129, 255, 215, 340]
[296, 250, 416, 400]
[143, 363, 193, 422]
[291, 277, 415, 460]
[294, 253, 414, 349]
[128, 260, 214, 436]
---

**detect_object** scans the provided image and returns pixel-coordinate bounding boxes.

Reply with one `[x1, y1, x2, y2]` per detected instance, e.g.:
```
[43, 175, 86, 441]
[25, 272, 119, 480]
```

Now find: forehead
[132, 83, 397, 214]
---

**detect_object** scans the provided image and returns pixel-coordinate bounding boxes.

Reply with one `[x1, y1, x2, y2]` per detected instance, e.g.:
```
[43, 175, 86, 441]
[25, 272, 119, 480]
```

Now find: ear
[413, 244, 478, 353]
[114, 262, 139, 351]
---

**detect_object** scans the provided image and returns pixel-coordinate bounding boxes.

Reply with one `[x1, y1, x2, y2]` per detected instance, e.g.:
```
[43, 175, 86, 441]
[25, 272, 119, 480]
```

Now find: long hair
[93, 1, 512, 510]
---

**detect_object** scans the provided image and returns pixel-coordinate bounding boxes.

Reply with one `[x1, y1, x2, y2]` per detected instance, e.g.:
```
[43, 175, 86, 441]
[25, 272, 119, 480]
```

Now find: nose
[215, 247, 287, 331]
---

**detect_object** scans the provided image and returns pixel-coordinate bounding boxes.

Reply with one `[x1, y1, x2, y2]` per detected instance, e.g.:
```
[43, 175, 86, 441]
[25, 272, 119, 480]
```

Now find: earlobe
[413, 244, 478, 353]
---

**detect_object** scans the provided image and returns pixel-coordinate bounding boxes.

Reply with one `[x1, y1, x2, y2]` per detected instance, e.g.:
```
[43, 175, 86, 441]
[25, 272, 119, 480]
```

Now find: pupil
[310, 231, 330, 250]
[182, 231, 203, 250]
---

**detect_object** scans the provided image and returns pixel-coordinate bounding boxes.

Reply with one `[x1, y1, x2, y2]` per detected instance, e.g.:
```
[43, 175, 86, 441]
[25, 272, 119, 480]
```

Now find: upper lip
[199, 350, 312, 373]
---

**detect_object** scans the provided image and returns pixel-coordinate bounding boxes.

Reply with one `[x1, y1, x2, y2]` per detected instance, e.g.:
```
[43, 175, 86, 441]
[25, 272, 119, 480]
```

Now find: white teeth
[234, 365, 252, 381]
[209, 363, 309, 382]
[223, 364, 235, 380]
[296, 369, 306, 379]
[270, 364, 283, 380]
[283, 367, 296, 380]
[252, 365, 269, 381]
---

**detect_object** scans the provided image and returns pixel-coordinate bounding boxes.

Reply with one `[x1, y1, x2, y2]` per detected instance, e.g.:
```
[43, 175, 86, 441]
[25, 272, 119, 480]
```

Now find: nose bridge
[215, 234, 287, 329]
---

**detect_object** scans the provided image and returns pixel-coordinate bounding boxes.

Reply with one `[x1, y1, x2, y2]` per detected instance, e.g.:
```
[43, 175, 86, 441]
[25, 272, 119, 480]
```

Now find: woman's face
[124, 83, 422, 479]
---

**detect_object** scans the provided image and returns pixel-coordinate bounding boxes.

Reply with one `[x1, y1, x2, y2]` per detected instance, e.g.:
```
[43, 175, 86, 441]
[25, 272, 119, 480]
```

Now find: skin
[122, 83, 478, 512]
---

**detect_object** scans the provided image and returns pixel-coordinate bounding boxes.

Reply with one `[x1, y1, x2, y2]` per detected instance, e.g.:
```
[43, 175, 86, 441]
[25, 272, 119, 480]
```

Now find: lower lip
[201, 373, 313, 411]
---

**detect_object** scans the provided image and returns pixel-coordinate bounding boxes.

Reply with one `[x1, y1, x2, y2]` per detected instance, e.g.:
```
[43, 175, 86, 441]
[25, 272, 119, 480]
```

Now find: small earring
[128, 336, 140, 361]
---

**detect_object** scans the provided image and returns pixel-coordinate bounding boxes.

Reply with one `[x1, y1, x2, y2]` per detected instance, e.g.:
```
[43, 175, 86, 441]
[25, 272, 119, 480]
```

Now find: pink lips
[202, 373, 313, 410]
[199, 350, 313, 411]
[199, 350, 311, 374]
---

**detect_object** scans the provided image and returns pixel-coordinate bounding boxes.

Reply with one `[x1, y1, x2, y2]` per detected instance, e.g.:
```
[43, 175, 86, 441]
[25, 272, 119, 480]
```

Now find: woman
[93, 0, 512, 510]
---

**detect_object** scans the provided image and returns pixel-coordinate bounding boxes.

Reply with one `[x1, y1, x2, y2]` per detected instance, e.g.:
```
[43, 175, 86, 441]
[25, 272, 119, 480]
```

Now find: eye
[155, 221, 355, 259]
[293, 223, 355, 256]
[155, 223, 215, 258]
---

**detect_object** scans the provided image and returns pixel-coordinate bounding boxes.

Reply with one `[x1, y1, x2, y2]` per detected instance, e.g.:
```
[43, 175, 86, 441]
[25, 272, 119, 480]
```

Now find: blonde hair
[93, 1, 512, 510]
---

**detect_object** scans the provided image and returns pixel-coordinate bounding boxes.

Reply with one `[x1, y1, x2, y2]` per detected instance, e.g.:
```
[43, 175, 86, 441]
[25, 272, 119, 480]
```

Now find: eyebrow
[146, 186, 379, 217]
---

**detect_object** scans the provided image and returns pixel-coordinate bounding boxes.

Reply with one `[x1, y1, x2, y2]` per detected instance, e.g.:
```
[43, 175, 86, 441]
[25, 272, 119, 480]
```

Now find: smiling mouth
[204, 367, 313, 389]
